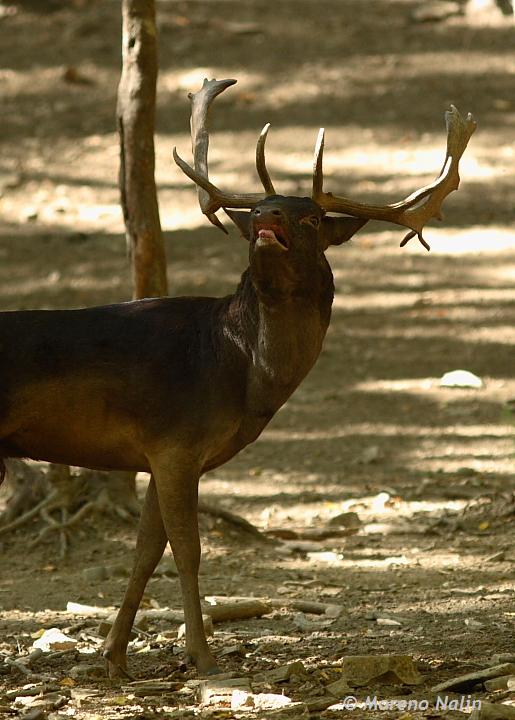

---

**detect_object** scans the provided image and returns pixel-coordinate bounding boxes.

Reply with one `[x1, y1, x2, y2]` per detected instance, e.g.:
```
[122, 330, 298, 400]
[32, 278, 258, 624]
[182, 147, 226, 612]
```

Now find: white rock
[439, 370, 483, 388]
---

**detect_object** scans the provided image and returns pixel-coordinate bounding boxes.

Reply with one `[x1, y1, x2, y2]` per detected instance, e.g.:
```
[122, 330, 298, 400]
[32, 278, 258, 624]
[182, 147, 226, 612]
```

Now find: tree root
[198, 500, 269, 541]
[0, 486, 134, 558]
[0, 488, 59, 537]
[0, 462, 140, 557]
[30, 500, 101, 558]
[0, 461, 268, 552]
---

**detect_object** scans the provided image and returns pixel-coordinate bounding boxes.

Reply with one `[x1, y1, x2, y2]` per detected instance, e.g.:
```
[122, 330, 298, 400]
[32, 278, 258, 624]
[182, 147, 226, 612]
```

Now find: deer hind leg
[104, 475, 167, 678]
[150, 451, 219, 677]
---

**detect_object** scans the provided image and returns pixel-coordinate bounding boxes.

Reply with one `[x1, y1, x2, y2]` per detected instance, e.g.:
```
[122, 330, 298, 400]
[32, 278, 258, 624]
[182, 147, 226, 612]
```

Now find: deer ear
[320, 216, 368, 249]
[224, 209, 252, 241]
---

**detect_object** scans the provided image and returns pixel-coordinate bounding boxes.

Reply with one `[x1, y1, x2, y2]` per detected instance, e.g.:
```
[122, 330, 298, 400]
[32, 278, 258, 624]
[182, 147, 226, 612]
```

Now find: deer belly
[0, 380, 149, 471]
[3, 424, 148, 471]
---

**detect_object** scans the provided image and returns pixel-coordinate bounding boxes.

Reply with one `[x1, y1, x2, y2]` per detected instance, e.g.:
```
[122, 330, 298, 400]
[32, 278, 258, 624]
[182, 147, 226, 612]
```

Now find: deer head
[224, 196, 366, 298]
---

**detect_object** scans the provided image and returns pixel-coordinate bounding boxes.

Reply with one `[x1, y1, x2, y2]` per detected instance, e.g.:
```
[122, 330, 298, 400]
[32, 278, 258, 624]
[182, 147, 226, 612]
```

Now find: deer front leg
[104, 476, 167, 677]
[151, 453, 220, 677]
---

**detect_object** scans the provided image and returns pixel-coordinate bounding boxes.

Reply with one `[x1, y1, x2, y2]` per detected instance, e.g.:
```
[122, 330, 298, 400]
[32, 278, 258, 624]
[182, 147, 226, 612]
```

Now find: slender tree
[118, 0, 168, 299]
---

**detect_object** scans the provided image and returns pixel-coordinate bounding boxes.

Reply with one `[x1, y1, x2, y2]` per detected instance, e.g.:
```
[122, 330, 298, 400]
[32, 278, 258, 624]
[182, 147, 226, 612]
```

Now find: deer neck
[226, 261, 334, 408]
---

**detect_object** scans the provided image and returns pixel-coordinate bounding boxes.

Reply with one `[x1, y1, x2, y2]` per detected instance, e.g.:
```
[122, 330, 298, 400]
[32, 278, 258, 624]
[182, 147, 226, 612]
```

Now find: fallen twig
[67, 598, 272, 626]
[205, 595, 342, 617]
[5, 682, 62, 700]
[3, 648, 55, 682]
[264, 526, 358, 540]
[202, 599, 272, 623]
[67, 601, 116, 618]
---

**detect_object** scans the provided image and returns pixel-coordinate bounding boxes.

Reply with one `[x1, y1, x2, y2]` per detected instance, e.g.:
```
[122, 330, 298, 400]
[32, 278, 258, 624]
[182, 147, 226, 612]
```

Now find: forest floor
[0, 0, 515, 718]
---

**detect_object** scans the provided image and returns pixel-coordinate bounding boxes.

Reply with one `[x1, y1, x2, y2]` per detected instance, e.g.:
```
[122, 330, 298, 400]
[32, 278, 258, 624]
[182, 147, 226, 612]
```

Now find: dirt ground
[1, 0, 515, 718]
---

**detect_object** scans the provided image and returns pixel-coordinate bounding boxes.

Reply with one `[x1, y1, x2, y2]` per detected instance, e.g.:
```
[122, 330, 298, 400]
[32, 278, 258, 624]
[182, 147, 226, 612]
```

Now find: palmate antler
[173, 78, 276, 233]
[312, 106, 477, 250]
[174, 79, 476, 249]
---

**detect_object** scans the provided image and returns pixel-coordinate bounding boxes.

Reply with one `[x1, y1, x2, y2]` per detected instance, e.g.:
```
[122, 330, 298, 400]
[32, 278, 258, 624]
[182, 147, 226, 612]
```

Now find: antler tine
[174, 77, 268, 232]
[313, 106, 476, 250]
[312, 127, 325, 199]
[256, 123, 276, 195]
[173, 147, 266, 211]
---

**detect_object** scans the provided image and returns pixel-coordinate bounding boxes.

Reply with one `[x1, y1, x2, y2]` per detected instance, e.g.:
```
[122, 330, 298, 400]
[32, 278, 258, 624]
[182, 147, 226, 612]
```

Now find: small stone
[218, 643, 246, 658]
[155, 557, 178, 576]
[325, 604, 344, 618]
[360, 445, 380, 464]
[199, 677, 251, 704]
[470, 700, 515, 720]
[489, 654, 515, 666]
[432, 663, 515, 692]
[122, 679, 184, 696]
[328, 511, 361, 528]
[484, 674, 515, 691]
[341, 654, 423, 686]
[21, 709, 46, 720]
[62, 66, 93, 84]
[306, 695, 339, 712]
[97, 620, 137, 640]
[32, 628, 77, 652]
[320, 587, 343, 598]
[178, 615, 213, 639]
[326, 677, 350, 696]
[107, 563, 130, 578]
[255, 660, 308, 684]
[411, 0, 462, 22]
[293, 614, 334, 631]
[440, 369, 483, 388]
[83, 566, 108, 582]
[69, 663, 105, 679]
[22, 206, 38, 222]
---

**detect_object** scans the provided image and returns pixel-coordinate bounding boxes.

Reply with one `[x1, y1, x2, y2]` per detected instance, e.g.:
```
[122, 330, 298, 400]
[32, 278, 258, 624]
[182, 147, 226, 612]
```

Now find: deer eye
[309, 216, 320, 228]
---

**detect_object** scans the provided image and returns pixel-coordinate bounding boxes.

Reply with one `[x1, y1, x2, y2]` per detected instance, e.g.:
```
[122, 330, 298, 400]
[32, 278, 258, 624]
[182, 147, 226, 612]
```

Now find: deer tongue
[258, 229, 277, 241]
[256, 228, 288, 251]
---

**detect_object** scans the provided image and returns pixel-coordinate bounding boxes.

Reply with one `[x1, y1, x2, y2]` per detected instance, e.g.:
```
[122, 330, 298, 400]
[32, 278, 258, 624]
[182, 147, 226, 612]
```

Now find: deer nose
[253, 207, 284, 222]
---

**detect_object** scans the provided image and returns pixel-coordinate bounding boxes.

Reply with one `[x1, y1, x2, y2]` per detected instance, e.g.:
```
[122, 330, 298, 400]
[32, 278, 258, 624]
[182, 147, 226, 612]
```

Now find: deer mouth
[254, 225, 289, 251]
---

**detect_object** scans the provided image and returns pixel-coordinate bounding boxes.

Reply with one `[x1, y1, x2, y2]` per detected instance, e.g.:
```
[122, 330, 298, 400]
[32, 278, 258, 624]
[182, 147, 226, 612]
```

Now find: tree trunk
[118, 0, 168, 300]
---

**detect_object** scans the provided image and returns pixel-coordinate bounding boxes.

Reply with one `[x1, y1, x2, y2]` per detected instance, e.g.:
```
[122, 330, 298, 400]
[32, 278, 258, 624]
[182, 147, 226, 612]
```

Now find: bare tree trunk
[118, 0, 168, 300]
